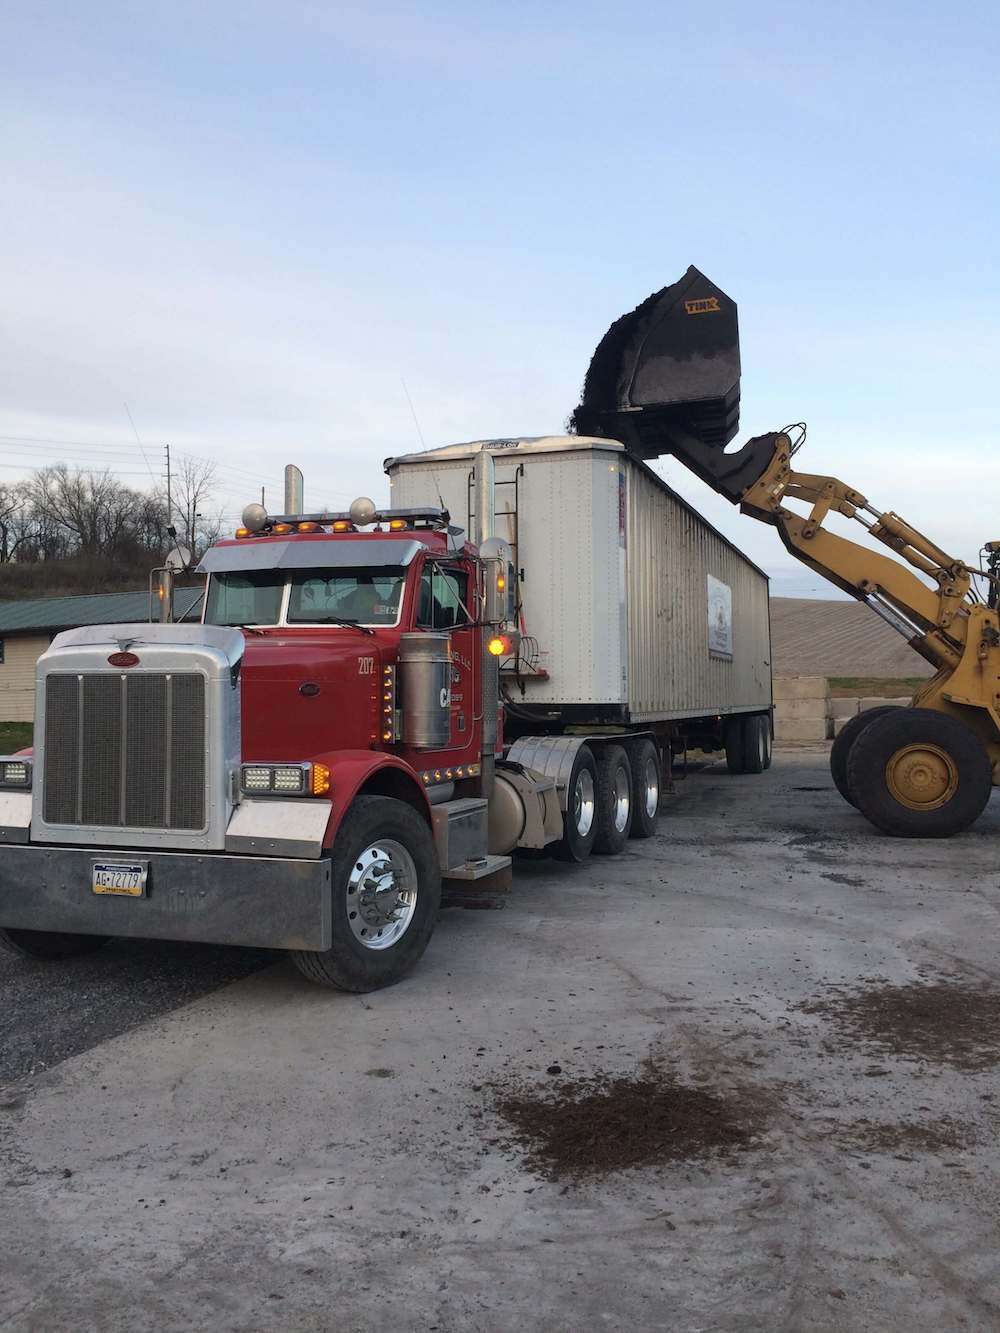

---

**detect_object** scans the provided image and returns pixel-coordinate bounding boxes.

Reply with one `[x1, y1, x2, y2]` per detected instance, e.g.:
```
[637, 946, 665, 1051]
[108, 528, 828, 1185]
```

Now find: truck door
[417, 561, 478, 760]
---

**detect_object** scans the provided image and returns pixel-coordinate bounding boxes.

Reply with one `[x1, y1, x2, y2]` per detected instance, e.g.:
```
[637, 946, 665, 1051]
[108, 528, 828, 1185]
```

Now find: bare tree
[0, 483, 30, 562]
[172, 456, 218, 558]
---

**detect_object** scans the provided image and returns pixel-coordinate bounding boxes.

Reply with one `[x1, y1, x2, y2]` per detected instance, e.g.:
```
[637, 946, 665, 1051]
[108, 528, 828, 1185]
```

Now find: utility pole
[164, 443, 173, 526]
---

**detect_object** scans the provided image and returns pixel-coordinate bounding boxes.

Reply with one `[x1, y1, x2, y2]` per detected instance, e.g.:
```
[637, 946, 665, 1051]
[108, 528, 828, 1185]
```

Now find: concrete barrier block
[830, 697, 860, 719]
[860, 696, 911, 712]
[773, 676, 829, 702]
[832, 716, 853, 737]
[775, 717, 830, 742]
[774, 699, 830, 722]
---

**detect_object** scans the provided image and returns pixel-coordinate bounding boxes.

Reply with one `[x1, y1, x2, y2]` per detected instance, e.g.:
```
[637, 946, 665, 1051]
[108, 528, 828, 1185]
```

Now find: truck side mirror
[479, 538, 514, 625]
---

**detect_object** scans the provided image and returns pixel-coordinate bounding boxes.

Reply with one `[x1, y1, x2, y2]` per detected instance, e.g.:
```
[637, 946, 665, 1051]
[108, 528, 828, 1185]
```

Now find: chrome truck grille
[43, 673, 207, 830]
[32, 623, 243, 852]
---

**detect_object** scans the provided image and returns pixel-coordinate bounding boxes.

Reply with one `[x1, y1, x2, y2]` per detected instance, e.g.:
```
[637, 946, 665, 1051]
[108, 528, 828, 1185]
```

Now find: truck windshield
[205, 570, 285, 626]
[287, 569, 405, 625]
[204, 567, 407, 627]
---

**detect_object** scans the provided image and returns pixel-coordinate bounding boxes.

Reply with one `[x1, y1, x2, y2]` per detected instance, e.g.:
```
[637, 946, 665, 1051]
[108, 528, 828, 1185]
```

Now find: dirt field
[2, 749, 1000, 1331]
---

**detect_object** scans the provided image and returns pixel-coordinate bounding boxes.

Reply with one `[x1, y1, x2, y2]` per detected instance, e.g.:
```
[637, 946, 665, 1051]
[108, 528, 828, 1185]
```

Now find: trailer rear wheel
[290, 796, 441, 991]
[743, 715, 770, 775]
[830, 706, 898, 807]
[594, 745, 632, 854]
[553, 746, 599, 862]
[724, 716, 747, 773]
[0, 929, 109, 961]
[629, 738, 660, 839]
[847, 708, 992, 837]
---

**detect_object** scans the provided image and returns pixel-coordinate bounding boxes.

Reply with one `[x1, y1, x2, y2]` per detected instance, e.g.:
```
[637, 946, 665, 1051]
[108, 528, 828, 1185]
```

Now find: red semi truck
[0, 269, 772, 991]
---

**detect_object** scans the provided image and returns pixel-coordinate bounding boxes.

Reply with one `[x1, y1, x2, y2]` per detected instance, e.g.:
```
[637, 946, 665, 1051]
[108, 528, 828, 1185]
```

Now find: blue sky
[2, 0, 998, 594]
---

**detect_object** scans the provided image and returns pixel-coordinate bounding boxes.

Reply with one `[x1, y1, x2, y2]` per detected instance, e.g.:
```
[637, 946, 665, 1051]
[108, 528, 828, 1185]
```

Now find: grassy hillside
[0, 557, 203, 602]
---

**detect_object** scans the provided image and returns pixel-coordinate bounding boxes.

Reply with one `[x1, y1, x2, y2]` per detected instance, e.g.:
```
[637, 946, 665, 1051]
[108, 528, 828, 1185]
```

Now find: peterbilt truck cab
[0, 471, 586, 992]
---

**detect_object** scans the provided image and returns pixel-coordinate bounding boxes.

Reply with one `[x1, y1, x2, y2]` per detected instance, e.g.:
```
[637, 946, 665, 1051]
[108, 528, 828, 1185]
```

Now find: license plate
[92, 861, 148, 897]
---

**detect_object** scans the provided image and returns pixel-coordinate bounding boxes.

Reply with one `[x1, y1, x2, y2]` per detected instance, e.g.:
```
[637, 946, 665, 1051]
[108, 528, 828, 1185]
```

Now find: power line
[123, 403, 158, 488]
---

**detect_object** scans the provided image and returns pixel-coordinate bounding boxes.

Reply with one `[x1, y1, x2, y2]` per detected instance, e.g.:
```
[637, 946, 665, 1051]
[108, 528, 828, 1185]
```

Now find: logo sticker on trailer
[685, 297, 721, 314]
[707, 575, 733, 660]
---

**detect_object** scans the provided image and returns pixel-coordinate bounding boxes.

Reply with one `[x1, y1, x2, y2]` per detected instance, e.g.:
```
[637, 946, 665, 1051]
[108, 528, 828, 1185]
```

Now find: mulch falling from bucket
[492, 1072, 765, 1179]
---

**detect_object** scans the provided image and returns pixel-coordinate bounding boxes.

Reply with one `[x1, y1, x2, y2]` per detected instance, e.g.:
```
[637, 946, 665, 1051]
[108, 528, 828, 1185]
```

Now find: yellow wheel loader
[573, 267, 1000, 837]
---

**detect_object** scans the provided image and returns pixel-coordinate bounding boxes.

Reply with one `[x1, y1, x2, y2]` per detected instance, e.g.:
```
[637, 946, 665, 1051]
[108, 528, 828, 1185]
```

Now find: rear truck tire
[628, 738, 660, 839]
[290, 795, 441, 992]
[742, 714, 770, 775]
[553, 745, 599, 862]
[762, 715, 773, 770]
[594, 744, 633, 854]
[830, 706, 899, 807]
[0, 929, 109, 961]
[846, 707, 992, 838]
[724, 716, 746, 773]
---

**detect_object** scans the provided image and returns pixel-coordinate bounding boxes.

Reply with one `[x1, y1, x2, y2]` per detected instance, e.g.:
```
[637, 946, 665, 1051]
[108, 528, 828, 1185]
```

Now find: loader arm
[734, 430, 972, 673]
[571, 266, 991, 682]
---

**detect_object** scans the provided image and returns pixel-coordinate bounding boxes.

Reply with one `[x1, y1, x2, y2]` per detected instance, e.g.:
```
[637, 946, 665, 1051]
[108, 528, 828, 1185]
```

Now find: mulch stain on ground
[838, 1116, 971, 1156]
[798, 977, 1000, 1071]
[492, 1070, 765, 1179]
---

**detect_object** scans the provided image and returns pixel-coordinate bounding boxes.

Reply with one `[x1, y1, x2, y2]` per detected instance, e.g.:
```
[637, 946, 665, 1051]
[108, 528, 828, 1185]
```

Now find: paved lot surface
[2, 750, 1000, 1331]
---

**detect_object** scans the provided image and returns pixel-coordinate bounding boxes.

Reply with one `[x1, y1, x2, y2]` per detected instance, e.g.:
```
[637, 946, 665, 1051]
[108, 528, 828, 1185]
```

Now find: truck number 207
[357, 657, 375, 675]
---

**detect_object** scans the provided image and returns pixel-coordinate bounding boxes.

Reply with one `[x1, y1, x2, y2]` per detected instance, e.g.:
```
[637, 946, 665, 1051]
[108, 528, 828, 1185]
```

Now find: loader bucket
[571, 266, 741, 459]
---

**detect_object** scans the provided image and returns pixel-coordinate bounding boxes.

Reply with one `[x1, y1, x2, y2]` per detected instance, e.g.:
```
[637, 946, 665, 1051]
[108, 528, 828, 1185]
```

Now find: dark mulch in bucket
[797, 978, 1000, 1072]
[492, 1070, 766, 1179]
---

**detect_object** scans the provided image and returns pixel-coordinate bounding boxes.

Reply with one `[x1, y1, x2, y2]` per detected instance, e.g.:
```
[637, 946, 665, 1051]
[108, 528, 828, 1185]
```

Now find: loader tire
[628, 738, 660, 839]
[594, 744, 632, 855]
[553, 746, 598, 862]
[0, 929, 109, 961]
[830, 706, 898, 807]
[847, 708, 992, 838]
[290, 796, 441, 992]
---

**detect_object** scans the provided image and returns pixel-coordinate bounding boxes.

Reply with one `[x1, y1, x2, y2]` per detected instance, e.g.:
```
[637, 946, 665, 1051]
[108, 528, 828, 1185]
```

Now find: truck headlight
[240, 763, 330, 797]
[0, 758, 32, 789]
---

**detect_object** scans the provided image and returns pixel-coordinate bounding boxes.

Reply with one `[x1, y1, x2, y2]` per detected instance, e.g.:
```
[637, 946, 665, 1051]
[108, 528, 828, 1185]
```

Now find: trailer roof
[385, 435, 769, 583]
[384, 435, 623, 467]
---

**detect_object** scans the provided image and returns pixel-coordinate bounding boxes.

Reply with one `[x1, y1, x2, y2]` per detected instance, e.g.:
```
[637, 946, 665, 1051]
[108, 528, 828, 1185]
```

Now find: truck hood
[239, 632, 381, 761]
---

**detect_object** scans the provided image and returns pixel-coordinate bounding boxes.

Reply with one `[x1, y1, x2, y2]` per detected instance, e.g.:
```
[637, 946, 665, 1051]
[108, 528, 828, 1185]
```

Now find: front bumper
[0, 845, 332, 951]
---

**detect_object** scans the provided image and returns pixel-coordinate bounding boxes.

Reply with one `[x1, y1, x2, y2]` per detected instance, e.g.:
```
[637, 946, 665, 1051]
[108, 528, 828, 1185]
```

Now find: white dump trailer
[386, 434, 772, 772]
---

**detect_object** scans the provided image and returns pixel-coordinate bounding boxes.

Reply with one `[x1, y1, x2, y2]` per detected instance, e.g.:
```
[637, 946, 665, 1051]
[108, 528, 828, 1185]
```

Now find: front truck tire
[0, 930, 109, 961]
[594, 744, 633, 854]
[290, 795, 441, 992]
[629, 738, 660, 838]
[830, 705, 899, 807]
[553, 745, 599, 862]
[847, 707, 992, 838]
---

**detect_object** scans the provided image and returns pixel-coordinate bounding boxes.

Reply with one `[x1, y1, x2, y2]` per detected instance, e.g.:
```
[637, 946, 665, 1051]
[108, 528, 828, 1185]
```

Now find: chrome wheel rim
[574, 768, 596, 837]
[643, 756, 659, 819]
[611, 764, 630, 833]
[346, 840, 418, 950]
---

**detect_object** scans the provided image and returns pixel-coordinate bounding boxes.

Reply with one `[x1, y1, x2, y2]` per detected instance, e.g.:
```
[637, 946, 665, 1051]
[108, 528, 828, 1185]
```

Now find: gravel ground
[3, 749, 1000, 1331]
[0, 939, 273, 1082]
